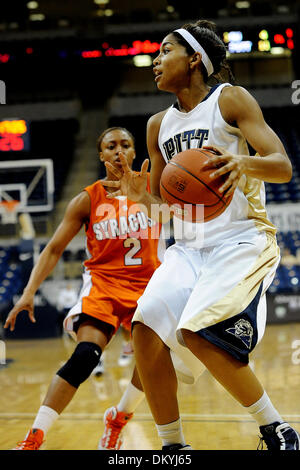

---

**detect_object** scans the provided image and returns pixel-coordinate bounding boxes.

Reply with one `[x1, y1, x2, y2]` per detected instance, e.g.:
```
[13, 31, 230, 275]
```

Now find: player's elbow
[281, 156, 293, 183]
[44, 240, 65, 260]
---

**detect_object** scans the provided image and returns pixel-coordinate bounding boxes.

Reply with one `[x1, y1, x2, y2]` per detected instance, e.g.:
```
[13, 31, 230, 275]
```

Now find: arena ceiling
[0, 0, 298, 28]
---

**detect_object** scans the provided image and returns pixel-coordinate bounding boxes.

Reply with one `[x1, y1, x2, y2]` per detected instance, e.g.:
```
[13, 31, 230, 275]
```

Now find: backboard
[0, 159, 54, 224]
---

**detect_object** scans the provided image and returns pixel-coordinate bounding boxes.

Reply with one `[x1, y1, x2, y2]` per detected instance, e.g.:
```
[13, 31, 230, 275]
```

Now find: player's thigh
[76, 315, 115, 349]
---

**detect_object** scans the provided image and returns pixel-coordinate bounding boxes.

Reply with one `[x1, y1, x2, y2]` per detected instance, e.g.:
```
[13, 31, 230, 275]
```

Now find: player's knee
[132, 321, 167, 359]
[57, 341, 102, 388]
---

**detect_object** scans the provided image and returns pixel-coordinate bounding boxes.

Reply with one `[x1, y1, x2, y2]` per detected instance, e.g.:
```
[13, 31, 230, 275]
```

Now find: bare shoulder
[220, 85, 257, 106]
[70, 190, 90, 206]
[147, 108, 169, 155]
[219, 85, 262, 123]
[66, 190, 90, 222]
[147, 109, 169, 131]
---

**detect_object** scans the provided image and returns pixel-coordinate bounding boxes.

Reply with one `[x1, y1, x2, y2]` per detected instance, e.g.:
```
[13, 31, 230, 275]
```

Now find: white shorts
[134, 229, 280, 384]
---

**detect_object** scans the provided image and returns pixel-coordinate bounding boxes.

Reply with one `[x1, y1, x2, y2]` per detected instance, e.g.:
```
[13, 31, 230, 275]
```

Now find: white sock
[32, 405, 59, 435]
[156, 418, 185, 447]
[245, 391, 284, 427]
[117, 382, 145, 414]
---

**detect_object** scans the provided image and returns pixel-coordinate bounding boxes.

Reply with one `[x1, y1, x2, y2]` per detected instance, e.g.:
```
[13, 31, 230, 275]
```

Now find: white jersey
[158, 82, 276, 248]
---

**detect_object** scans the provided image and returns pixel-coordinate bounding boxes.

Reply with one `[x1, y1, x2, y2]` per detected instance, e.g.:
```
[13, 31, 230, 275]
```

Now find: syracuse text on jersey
[92, 198, 161, 241]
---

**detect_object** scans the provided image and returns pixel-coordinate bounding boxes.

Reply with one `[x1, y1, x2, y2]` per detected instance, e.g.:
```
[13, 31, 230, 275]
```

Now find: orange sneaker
[13, 428, 44, 450]
[98, 406, 133, 450]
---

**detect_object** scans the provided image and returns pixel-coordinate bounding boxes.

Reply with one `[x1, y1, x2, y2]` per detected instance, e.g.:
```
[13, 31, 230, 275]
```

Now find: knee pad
[57, 341, 102, 388]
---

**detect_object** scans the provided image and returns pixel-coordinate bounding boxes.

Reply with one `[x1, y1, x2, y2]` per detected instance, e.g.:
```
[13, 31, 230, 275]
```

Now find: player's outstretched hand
[4, 292, 36, 331]
[102, 152, 149, 202]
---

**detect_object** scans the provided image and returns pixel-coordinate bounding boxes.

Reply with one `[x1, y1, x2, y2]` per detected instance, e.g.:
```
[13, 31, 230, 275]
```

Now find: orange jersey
[83, 177, 163, 283]
[64, 176, 165, 337]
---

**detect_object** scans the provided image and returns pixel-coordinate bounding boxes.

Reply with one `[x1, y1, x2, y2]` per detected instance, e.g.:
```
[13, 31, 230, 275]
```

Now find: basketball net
[0, 200, 20, 224]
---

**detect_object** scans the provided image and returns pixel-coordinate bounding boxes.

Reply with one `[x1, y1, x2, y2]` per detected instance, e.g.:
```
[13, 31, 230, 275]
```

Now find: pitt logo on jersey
[163, 128, 209, 161]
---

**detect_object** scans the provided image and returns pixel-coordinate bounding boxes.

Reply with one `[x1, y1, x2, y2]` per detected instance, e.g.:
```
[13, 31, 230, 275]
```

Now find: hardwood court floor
[1, 322, 300, 451]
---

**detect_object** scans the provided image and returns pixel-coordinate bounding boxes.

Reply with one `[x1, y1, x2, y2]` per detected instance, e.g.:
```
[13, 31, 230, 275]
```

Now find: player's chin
[157, 83, 170, 92]
[155, 77, 167, 91]
[156, 80, 176, 94]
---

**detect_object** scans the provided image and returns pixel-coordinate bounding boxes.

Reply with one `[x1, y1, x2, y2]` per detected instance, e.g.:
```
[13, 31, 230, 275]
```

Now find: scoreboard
[0, 119, 30, 152]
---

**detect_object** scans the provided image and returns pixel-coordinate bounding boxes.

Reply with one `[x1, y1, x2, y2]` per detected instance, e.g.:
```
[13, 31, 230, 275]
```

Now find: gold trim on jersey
[181, 234, 280, 332]
[238, 153, 277, 238]
[132, 308, 143, 324]
[243, 174, 277, 237]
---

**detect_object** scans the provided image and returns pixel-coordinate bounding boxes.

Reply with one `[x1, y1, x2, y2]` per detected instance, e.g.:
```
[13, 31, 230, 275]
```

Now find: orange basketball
[160, 148, 233, 222]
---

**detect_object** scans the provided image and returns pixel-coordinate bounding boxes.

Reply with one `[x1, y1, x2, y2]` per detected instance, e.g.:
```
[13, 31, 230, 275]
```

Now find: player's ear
[99, 152, 104, 162]
[190, 52, 201, 70]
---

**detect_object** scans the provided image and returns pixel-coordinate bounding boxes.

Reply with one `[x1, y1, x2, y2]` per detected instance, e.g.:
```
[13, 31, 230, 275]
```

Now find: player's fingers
[202, 156, 220, 169]
[9, 318, 16, 331]
[140, 159, 149, 175]
[27, 307, 36, 324]
[101, 180, 121, 188]
[4, 315, 15, 331]
[202, 145, 225, 156]
[106, 190, 123, 198]
[3, 317, 11, 329]
[104, 162, 123, 178]
[219, 172, 238, 193]
[224, 179, 239, 196]
[118, 152, 131, 174]
[210, 162, 234, 178]
[4, 307, 19, 330]
[203, 155, 228, 170]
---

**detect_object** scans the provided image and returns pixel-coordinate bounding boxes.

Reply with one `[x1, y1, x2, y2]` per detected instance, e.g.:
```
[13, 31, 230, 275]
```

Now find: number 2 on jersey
[124, 238, 142, 266]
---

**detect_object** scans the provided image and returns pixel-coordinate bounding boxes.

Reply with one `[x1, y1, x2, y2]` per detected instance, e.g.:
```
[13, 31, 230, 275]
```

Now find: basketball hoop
[0, 200, 20, 224]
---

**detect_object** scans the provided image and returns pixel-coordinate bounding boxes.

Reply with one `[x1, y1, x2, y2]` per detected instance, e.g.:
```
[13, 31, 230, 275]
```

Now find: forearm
[244, 153, 292, 183]
[23, 244, 64, 295]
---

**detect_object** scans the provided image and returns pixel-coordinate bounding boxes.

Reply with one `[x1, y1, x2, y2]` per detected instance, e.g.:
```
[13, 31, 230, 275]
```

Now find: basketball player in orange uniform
[4, 127, 164, 450]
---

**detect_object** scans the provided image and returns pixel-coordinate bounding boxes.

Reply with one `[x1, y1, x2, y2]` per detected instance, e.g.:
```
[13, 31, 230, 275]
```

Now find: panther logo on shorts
[225, 319, 253, 349]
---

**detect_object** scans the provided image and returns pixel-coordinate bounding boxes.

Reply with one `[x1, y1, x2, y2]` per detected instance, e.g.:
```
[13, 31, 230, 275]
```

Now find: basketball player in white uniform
[103, 20, 300, 450]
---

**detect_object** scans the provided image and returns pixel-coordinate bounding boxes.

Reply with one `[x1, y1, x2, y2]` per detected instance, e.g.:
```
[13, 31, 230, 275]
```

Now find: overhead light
[27, 1, 39, 9]
[270, 47, 285, 55]
[94, 0, 109, 4]
[228, 31, 243, 42]
[29, 13, 45, 21]
[235, 1, 250, 8]
[228, 40, 252, 53]
[104, 9, 113, 16]
[259, 30, 269, 40]
[133, 55, 152, 67]
[223, 32, 229, 43]
[258, 40, 270, 52]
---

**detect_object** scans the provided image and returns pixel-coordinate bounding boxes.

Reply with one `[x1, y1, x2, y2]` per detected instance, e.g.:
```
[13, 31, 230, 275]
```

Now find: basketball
[160, 148, 234, 222]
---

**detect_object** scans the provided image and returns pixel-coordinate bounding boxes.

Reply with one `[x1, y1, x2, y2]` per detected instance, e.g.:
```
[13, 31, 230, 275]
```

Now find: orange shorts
[63, 271, 148, 338]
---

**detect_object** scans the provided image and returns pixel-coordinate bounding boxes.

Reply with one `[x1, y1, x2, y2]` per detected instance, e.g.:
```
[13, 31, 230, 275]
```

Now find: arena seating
[0, 247, 22, 305]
